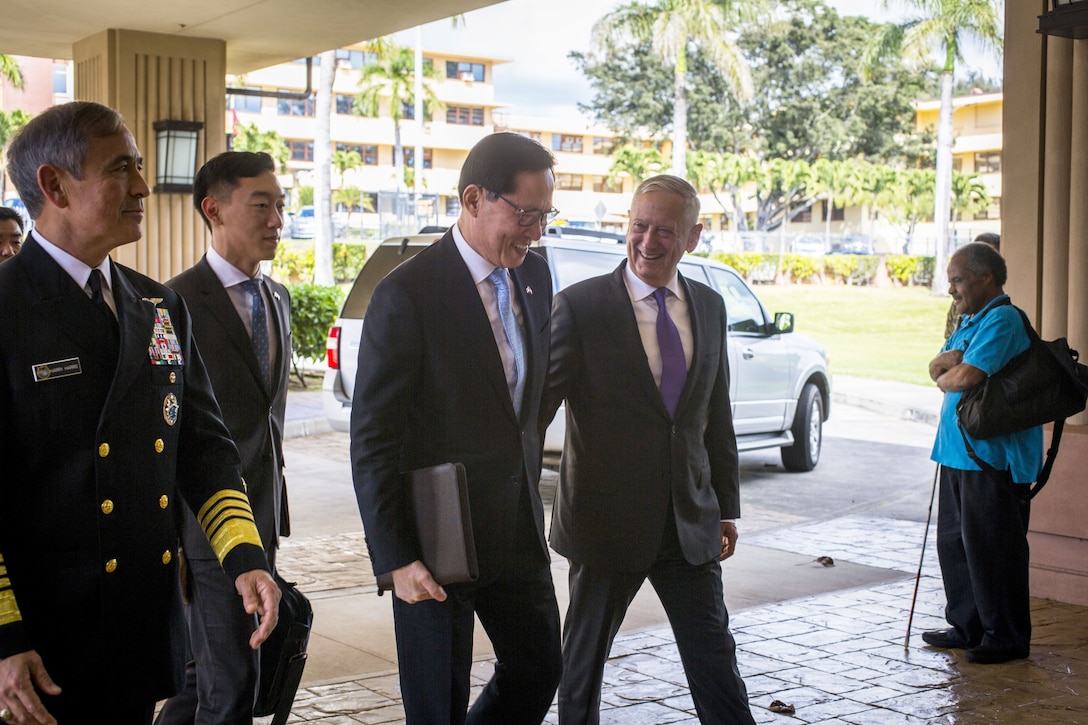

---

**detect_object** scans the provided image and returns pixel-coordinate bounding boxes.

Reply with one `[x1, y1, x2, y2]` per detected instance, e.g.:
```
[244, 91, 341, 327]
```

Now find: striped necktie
[488, 267, 526, 413]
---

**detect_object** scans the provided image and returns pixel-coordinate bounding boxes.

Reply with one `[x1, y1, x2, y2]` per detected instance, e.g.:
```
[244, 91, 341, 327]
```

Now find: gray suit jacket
[543, 261, 740, 572]
[167, 256, 291, 558]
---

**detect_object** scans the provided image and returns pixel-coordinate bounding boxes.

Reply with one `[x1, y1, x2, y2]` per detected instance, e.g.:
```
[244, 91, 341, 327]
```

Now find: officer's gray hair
[7, 101, 128, 219]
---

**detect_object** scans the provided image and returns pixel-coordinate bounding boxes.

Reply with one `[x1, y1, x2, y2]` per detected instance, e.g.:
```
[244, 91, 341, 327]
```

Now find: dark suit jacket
[0, 239, 267, 701]
[350, 232, 553, 583]
[167, 256, 291, 558]
[544, 261, 740, 572]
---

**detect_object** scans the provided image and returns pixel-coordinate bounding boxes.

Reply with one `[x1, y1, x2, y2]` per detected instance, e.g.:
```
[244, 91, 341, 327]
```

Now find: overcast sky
[393, 0, 1003, 122]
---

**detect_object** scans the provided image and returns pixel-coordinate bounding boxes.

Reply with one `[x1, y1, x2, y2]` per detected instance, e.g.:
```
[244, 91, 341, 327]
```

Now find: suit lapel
[435, 236, 518, 422]
[267, 281, 291, 395]
[191, 258, 270, 396]
[674, 273, 706, 417]
[602, 263, 670, 418]
[102, 263, 156, 418]
[22, 239, 113, 365]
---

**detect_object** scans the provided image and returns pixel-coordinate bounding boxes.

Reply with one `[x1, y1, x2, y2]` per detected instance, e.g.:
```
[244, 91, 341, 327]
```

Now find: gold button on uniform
[105, 559, 117, 573]
[98, 443, 110, 457]
[100, 499, 114, 515]
[154, 438, 164, 453]
[159, 495, 169, 509]
[169, 371, 177, 383]
[162, 550, 172, 565]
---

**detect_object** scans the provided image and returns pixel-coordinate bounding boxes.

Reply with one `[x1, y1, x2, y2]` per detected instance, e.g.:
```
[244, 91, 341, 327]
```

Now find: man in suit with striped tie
[156, 151, 293, 725]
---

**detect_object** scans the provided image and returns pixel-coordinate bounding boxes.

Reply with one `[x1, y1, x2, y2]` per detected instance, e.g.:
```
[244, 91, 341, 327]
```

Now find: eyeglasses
[489, 190, 560, 230]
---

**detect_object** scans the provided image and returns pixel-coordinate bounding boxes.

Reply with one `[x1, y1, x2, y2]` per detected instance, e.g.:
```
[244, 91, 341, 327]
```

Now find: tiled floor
[268, 514, 1088, 724]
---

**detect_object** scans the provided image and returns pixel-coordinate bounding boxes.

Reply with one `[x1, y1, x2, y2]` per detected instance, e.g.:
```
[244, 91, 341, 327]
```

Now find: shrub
[333, 242, 368, 283]
[885, 255, 934, 286]
[824, 255, 879, 285]
[271, 247, 314, 284]
[285, 283, 344, 386]
[779, 254, 822, 283]
[713, 252, 778, 283]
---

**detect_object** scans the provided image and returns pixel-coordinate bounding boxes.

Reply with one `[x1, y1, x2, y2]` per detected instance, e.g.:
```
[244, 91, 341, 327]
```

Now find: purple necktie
[654, 287, 686, 418]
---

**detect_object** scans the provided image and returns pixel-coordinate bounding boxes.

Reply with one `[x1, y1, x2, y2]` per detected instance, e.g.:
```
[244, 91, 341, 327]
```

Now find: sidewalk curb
[831, 390, 939, 427]
[284, 417, 333, 440]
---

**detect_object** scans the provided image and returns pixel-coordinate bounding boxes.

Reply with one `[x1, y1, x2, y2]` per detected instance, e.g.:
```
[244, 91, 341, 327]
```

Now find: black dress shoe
[966, 644, 1030, 664]
[921, 628, 969, 649]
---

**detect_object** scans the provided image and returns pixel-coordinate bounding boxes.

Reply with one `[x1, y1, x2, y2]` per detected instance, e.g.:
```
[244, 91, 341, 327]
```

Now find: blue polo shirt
[931, 294, 1044, 483]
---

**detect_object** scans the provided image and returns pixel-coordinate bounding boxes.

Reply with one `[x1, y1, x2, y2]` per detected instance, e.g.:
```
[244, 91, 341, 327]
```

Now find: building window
[336, 94, 355, 114]
[793, 207, 812, 223]
[228, 89, 262, 114]
[513, 130, 542, 143]
[825, 202, 844, 222]
[592, 175, 620, 193]
[361, 145, 378, 165]
[335, 49, 377, 70]
[335, 143, 364, 159]
[402, 148, 433, 169]
[592, 137, 613, 155]
[975, 196, 1001, 220]
[445, 196, 461, 216]
[362, 192, 379, 212]
[974, 151, 1001, 174]
[287, 139, 314, 162]
[278, 93, 315, 117]
[51, 63, 69, 95]
[556, 173, 583, 191]
[446, 61, 485, 82]
[446, 105, 484, 126]
[552, 134, 584, 153]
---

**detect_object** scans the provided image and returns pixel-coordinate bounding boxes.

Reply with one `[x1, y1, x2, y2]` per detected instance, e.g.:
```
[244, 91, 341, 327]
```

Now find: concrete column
[72, 29, 227, 281]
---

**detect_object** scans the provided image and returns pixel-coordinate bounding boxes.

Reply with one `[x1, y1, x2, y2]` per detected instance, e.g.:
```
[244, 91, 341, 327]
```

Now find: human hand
[928, 349, 964, 382]
[0, 650, 60, 724]
[235, 570, 281, 649]
[391, 560, 447, 604]
[720, 521, 738, 561]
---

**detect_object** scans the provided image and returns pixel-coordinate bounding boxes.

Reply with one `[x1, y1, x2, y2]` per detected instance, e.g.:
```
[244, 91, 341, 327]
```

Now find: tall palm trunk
[313, 50, 336, 286]
[931, 66, 955, 294]
[671, 47, 688, 178]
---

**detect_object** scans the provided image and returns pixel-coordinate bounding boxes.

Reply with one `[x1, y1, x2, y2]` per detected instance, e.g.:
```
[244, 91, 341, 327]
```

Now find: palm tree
[0, 55, 24, 90]
[355, 38, 440, 194]
[0, 109, 31, 199]
[331, 149, 362, 233]
[313, 49, 336, 286]
[950, 170, 990, 242]
[231, 122, 289, 171]
[608, 145, 666, 190]
[867, 0, 1002, 292]
[590, 0, 761, 179]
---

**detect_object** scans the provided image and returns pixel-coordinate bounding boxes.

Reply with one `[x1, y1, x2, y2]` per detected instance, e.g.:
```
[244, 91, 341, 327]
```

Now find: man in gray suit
[543, 175, 755, 724]
[156, 151, 292, 725]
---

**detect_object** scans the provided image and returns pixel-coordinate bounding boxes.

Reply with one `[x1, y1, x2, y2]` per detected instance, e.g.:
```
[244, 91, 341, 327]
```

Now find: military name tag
[148, 307, 184, 366]
[32, 357, 82, 382]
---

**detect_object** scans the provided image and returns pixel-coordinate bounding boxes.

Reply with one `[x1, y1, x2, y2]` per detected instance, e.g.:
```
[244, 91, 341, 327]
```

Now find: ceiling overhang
[0, 0, 503, 74]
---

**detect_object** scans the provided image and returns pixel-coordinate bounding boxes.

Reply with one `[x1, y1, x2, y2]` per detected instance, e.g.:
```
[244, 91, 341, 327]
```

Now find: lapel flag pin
[526, 286, 533, 295]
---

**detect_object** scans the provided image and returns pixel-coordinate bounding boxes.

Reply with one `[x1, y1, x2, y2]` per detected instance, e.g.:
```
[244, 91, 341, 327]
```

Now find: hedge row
[708, 252, 934, 287]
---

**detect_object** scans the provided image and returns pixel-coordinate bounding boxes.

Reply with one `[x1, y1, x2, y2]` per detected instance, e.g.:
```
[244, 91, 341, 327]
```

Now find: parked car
[790, 235, 826, 256]
[289, 205, 346, 239]
[836, 234, 874, 255]
[323, 233, 832, 471]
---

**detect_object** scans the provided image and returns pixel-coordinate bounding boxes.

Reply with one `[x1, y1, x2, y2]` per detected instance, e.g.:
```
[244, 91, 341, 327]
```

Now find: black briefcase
[253, 573, 313, 724]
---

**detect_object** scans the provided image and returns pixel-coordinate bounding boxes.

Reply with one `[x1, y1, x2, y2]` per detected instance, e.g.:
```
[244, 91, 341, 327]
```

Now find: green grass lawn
[752, 284, 951, 387]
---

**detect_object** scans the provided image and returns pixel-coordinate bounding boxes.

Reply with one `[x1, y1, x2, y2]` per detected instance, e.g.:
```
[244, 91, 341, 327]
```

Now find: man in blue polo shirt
[925, 241, 1043, 665]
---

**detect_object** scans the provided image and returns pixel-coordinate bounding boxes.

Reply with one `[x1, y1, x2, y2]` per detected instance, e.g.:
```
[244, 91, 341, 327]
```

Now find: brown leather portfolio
[376, 462, 479, 592]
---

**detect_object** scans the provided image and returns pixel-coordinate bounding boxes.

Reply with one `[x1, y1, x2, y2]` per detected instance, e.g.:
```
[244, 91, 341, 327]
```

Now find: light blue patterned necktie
[489, 267, 525, 413]
[241, 278, 271, 386]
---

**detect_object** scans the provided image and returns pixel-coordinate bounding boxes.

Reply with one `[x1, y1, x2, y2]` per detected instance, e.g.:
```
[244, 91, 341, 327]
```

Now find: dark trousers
[558, 515, 754, 725]
[937, 466, 1032, 650]
[392, 494, 561, 724]
[44, 694, 154, 724]
[155, 552, 270, 725]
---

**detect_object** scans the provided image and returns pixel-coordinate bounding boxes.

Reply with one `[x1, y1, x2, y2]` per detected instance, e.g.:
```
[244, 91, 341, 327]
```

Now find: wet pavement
[256, 378, 1088, 724]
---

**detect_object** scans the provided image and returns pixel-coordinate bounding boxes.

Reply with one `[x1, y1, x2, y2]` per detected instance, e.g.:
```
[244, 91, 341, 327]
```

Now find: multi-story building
[229, 45, 631, 238]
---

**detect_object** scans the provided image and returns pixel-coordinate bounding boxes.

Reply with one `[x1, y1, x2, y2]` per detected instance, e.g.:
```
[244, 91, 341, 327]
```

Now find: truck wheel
[781, 383, 822, 472]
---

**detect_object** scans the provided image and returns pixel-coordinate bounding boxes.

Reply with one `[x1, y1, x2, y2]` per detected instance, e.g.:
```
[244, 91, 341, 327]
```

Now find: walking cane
[905, 464, 940, 649]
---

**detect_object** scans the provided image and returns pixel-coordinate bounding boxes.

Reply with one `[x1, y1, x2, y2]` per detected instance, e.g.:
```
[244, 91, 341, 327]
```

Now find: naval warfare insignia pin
[163, 393, 179, 426]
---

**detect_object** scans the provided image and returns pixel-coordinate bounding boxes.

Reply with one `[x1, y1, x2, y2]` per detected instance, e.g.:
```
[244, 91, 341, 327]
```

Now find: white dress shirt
[623, 264, 693, 387]
[453, 223, 524, 397]
[206, 247, 279, 366]
[33, 230, 116, 317]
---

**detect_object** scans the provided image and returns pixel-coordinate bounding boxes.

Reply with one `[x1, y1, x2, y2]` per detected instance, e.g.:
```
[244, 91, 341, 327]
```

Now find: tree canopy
[573, 0, 933, 166]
